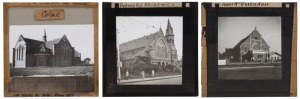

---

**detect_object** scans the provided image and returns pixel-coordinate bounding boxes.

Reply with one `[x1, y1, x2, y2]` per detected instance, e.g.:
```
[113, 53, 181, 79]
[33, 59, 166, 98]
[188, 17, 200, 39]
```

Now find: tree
[242, 50, 253, 62]
[135, 56, 151, 65]
[84, 58, 91, 65]
[122, 56, 151, 75]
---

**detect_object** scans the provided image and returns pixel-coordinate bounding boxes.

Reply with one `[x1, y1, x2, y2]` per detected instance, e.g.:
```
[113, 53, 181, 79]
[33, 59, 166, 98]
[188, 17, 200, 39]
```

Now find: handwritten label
[28, 3, 88, 6]
[117, 2, 182, 8]
[35, 9, 65, 21]
[214, 2, 282, 8]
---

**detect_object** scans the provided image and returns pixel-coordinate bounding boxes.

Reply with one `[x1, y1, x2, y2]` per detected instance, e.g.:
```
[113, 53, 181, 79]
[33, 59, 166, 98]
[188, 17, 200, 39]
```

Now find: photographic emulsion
[3, 2, 99, 97]
[103, 2, 198, 96]
[202, 2, 297, 97]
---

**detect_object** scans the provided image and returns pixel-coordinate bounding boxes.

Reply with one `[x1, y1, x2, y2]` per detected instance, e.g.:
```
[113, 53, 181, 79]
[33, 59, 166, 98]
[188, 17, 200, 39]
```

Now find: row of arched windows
[16, 46, 24, 60]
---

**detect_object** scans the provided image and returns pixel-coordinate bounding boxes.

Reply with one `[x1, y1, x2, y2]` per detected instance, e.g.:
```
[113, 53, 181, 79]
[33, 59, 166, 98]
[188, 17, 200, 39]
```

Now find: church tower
[43, 28, 47, 42]
[165, 18, 174, 45]
[164, 18, 178, 64]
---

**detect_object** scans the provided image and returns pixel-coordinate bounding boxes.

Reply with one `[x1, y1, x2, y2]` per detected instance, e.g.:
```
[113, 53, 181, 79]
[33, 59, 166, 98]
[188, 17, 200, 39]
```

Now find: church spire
[165, 18, 175, 45]
[166, 18, 174, 36]
[159, 23, 163, 33]
[43, 28, 47, 42]
[168, 18, 171, 26]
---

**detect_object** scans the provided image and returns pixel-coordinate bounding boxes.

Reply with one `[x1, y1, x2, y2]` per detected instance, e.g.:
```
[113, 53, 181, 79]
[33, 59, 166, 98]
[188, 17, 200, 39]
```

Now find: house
[269, 52, 281, 61]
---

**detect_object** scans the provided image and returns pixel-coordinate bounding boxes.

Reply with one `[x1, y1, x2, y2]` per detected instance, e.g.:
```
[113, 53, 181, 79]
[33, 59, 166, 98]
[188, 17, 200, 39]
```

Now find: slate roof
[21, 35, 65, 53]
[274, 52, 281, 57]
[74, 50, 81, 57]
[233, 27, 263, 49]
[119, 32, 161, 52]
[270, 52, 281, 57]
[23, 37, 46, 52]
[45, 37, 63, 50]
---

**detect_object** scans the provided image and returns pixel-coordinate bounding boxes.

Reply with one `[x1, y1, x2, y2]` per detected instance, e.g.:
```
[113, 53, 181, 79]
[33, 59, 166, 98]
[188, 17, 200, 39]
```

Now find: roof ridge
[47, 36, 63, 42]
[120, 32, 159, 45]
[119, 32, 161, 52]
[23, 37, 43, 42]
[232, 27, 260, 48]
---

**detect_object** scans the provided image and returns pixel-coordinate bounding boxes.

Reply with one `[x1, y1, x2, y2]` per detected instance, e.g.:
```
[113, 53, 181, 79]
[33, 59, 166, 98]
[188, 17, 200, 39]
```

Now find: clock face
[253, 44, 260, 50]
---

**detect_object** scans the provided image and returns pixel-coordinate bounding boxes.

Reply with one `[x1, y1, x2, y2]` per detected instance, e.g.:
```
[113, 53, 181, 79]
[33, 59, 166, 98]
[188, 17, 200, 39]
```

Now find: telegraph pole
[117, 29, 122, 83]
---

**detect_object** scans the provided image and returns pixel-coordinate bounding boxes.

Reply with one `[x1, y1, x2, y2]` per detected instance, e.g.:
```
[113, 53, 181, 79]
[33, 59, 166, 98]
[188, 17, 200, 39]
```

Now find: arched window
[16, 49, 18, 60]
[157, 39, 167, 58]
[19, 46, 21, 60]
[252, 43, 260, 50]
[64, 46, 66, 60]
[21, 47, 23, 60]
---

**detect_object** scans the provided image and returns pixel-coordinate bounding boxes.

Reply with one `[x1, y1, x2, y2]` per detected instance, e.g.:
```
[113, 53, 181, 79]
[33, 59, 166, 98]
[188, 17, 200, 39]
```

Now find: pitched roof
[45, 37, 63, 50]
[20, 34, 66, 53]
[262, 38, 268, 45]
[22, 37, 45, 52]
[21, 37, 53, 53]
[119, 32, 161, 52]
[233, 27, 262, 49]
[270, 52, 281, 57]
[74, 50, 81, 57]
[274, 52, 281, 56]
[38, 44, 52, 52]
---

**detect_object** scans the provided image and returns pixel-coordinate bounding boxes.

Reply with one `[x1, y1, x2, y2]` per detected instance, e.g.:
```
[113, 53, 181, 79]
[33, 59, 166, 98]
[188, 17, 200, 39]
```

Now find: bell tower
[164, 18, 178, 63]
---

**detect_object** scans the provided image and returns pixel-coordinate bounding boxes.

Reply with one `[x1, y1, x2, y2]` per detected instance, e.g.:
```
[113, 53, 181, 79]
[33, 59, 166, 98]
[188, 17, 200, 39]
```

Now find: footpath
[118, 75, 182, 84]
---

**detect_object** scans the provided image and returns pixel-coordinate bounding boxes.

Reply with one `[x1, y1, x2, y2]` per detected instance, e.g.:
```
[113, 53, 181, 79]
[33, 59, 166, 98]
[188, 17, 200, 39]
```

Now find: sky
[218, 17, 281, 54]
[9, 25, 95, 63]
[116, 16, 183, 59]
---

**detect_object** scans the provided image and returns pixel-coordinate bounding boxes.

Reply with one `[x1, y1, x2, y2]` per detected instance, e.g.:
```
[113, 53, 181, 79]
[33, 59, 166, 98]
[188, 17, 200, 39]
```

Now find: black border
[103, 2, 198, 96]
[203, 3, 295, 97]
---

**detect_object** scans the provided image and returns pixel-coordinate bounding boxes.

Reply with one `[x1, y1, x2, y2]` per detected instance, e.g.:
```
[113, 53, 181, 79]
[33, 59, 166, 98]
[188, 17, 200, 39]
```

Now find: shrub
[174, 67, 182, 73]
[164, 64, 176, 72]
[131, 61, 147, 74]
[151, 64, 163, 72]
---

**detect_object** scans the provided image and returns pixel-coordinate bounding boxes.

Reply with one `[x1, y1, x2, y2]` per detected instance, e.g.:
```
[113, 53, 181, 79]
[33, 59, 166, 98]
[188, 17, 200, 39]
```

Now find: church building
[219, 27, 270, 62]
[119, 19, 179, 67]
[12, 29, 81, 68]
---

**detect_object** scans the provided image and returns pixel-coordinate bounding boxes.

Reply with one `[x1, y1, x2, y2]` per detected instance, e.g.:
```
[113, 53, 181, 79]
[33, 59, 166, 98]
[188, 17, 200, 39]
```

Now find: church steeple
[43, 28, 47, 42]
[166, 18, 174, 36]
[165, 18, 175, 45]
